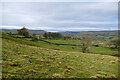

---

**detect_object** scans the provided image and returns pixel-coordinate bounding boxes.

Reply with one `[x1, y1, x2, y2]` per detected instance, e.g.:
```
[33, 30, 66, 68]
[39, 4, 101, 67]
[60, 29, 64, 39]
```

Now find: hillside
[59, 30, 118, 41]
[1, 29, 17, 34]
[1, 29, 119, 42]
[1, 29, 118, 41]
[59, 30, 118, 35]
[2, 38, 118, 78]
[1, 29, 46, 35]
[2, 33, 119, 56]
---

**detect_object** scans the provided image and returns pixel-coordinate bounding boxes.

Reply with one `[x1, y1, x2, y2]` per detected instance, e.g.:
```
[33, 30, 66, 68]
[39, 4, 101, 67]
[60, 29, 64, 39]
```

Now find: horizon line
[1, 28, 119, 32]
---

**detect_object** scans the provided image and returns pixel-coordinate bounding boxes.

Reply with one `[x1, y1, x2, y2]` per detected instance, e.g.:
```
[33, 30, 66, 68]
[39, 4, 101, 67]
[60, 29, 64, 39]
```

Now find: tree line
[17, 27, 74, 40]
[17, 27, 64, 40]
[43, 32, 62, 39]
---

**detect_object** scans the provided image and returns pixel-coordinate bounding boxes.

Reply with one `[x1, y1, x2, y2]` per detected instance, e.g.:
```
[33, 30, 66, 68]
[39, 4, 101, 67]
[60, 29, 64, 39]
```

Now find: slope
[2, 38, 118, 78]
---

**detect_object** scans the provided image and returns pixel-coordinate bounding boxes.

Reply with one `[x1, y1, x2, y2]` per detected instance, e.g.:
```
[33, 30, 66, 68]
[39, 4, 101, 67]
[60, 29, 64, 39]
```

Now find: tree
[53, 33, 62, 39]
[78, 33, 96, 53]
[32, 34, 37, 38]
[17, 27, 29, 37]
[43, 32, 62, 39]
[110, 38, 120, 49]
[32, 33, 38, 41]
[63, 35, 71, 40]
[43, 32, 48, 38]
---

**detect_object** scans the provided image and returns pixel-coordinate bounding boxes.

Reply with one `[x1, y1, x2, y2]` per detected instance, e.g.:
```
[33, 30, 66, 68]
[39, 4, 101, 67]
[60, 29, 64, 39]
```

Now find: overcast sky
[2, 2, 118, 32]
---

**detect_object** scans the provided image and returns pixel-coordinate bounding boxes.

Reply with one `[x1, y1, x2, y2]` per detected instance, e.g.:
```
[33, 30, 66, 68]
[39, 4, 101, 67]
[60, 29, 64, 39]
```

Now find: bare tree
[77, 33, 96, 53]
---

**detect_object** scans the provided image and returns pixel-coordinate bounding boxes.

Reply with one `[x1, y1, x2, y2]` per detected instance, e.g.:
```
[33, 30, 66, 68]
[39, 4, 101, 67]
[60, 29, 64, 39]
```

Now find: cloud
[1, 0, 119, 2]
[1, 26, 23, 29]
[2, 25, 118, 32]
[2, 2, 118, 31]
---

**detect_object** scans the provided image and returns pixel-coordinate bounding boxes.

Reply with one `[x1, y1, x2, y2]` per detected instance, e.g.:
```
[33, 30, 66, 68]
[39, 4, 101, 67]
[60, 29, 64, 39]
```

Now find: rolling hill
[1, 29, 46, 35]
[1, 34, 119, 78]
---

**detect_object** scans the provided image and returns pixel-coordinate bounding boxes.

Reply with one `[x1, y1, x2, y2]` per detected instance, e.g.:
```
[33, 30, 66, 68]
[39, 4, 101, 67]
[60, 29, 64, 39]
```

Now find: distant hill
[28, 30, 46, 34]
[1, 29, 46, 35]
[1, 29, 18, 34]
[59, 31, 82, 36]
[59, 30, 119, 41]
[59, 30, 118, 36]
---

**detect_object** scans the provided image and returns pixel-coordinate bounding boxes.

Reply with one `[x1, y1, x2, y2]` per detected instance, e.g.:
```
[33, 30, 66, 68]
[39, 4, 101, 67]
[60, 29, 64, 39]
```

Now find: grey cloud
[2, 2, 118, 31]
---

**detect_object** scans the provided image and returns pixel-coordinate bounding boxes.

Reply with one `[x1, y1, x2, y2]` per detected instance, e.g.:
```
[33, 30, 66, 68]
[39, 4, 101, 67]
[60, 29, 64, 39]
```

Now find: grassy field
[42, 39, 79, 45]
[2, 33, 119, 56]
[42, 39, 118, 55]
[89, 46, 118, 55]
[2, 38, 119, 78]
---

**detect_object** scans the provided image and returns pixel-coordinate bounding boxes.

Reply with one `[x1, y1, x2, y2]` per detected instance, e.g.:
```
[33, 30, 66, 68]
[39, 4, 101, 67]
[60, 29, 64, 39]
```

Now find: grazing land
[1, 2, 119, 79]
[2, 33, 119, 55]
[2, 38, 118, 78]
[1, 29, 119, 78]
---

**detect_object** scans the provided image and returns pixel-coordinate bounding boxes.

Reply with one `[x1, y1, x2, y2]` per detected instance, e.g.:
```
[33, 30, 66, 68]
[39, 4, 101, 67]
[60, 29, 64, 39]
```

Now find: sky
[2, 2, 118, 32]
